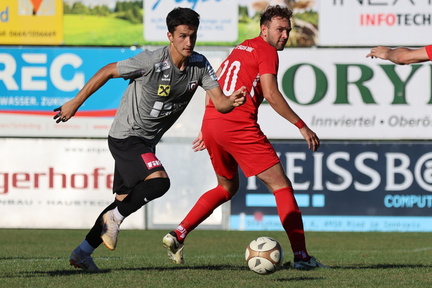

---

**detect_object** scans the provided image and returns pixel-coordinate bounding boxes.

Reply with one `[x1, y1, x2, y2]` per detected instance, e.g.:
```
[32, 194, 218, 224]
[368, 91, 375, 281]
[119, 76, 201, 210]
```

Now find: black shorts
[108, 136, 165, 195]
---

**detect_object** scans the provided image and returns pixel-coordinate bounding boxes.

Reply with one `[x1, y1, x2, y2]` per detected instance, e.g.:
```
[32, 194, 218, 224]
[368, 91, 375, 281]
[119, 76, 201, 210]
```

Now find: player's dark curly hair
[166, 7, 200, 34]
[260, 5, 293, 27]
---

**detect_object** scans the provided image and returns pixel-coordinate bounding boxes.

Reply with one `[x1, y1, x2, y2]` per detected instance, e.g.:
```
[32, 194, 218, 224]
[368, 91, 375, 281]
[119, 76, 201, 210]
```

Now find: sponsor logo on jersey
[155, 60, 170, 72]
[161, 74, 170, 81]
[157, 85, 171, 96]
[141, 153, 163, 169]
[188, 81, 198, 92]
[235, 45, 254, 52]
[150, 100, 189, 117]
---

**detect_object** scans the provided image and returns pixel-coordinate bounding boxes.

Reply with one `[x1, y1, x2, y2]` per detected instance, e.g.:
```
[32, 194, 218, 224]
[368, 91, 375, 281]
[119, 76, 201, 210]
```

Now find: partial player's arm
[261, 73, 319, 151]
[206, 85, 246, 114]
[366, 46, 430, 65]
[192, 131, 206, 152]
[53, 62, 120, 123]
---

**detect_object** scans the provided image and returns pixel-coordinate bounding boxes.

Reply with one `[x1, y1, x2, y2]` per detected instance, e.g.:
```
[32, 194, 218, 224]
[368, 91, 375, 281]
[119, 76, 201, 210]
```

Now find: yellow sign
[0, 0, 63, 45]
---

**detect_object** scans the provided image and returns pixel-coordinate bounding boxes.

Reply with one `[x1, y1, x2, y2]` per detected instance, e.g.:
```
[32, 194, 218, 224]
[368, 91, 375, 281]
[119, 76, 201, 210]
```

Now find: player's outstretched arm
[53, 62, 119, 123]
[261, 73, 320, 151]
[206, 86, 246, 114]
[366, 46, 430, 65]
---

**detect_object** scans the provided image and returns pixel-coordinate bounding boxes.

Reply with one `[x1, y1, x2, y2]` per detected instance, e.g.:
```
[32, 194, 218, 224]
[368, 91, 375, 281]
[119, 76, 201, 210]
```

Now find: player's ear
[260, 24, 268, 38]
[167, 31, 173, 42]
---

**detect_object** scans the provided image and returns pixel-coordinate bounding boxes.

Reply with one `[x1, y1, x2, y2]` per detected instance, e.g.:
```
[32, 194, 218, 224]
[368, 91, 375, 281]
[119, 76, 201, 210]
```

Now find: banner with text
[0, 0, 63, 45]
[259, 48, 432, 140]
[0, 138, 144, 229]
[0, 138, 224, 229]
[1, 47, 431, 140]
[230, 141, 432, 232]
[144, 0, 238, 42]
[0, 47, 140, 137]
[318, 0, 432, 46]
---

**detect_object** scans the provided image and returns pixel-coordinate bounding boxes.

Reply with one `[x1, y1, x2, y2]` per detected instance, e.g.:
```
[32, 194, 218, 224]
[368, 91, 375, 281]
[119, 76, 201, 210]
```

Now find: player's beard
[275, 40, 287, 51]
[268, 37, 287, 51]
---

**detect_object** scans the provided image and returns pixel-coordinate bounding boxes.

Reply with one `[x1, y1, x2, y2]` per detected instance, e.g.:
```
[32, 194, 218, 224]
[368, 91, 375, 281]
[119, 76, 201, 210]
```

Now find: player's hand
[299, 126, 320, 151]
[53, 99, 79, 123]
[366, 46, 391, 60]
[53, 107, 67, 123]
[231, 86, 246, 107]
[192, 131, 206, 152]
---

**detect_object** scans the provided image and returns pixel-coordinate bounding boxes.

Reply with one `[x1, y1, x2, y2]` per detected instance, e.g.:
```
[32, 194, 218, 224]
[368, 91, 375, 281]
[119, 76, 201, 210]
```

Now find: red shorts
[201, 118, 280, 179]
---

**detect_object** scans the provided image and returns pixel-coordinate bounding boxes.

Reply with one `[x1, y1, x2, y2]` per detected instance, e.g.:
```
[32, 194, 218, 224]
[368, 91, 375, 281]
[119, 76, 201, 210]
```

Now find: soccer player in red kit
[163, 5, 327, 270]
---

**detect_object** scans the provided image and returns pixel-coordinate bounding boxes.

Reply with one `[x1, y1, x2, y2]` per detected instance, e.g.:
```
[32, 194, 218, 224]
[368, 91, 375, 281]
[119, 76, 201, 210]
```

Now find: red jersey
[204, 36, 279, 125]
[426, 45, 432, 61]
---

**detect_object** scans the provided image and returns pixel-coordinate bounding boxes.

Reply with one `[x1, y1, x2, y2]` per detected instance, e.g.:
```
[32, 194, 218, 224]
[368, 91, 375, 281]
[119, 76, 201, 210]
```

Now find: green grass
[0, 230, 431, 287]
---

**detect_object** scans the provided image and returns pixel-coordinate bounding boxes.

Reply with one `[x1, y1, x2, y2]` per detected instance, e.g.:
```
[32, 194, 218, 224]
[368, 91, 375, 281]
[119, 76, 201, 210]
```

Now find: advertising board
[319, 1, 432, 46]
[0, 138, 223, 230]
[144, 0, 238, 42]
[0, 138, 145, 229]
[230, 141, 432, 232]
[2, 47, 431, 140]
[0, 47, 139, 137]
[0, 0, 63, 45]
[261, 48, 432, 140]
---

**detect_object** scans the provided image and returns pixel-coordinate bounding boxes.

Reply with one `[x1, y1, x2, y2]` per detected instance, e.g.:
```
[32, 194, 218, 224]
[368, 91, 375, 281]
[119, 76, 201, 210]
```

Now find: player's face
[168, 25, 198, 59]
[262, 17, 291, 51]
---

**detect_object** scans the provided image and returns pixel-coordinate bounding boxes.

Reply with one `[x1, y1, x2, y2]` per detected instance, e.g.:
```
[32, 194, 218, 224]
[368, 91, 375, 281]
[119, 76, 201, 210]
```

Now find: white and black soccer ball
[245, 236, 284, 275]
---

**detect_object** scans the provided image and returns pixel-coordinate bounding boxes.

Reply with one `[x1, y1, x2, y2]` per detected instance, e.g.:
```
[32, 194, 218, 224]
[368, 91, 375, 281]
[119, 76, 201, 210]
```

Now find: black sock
[117, 178, 170, 217]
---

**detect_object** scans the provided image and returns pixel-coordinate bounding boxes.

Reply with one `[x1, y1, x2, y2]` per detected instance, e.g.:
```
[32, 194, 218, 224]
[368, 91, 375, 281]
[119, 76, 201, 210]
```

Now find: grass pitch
[0, 229, 431, 288]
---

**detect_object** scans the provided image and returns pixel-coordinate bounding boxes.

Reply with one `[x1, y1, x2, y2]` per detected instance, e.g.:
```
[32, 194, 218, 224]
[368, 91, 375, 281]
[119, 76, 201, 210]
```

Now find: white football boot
[162, 232, 185, 264]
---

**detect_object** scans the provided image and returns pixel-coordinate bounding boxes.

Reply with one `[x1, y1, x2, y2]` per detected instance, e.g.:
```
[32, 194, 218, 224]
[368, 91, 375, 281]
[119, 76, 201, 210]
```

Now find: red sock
[273, 187, 310, 260]
[174, 185, 232, 242]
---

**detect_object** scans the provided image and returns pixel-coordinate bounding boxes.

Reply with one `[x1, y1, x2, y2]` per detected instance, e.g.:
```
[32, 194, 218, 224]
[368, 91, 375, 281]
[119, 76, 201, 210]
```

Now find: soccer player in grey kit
[53, 7, 245, 272]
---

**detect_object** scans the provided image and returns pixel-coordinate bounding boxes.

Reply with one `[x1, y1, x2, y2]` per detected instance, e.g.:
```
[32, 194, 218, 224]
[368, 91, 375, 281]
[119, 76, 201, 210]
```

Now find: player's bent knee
[117, 177, 171, 217]
[139, 177, 171, 202]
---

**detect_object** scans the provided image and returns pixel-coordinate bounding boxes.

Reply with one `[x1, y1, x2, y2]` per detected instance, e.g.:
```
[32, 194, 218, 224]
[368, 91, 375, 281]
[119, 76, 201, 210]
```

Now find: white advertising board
[259, 47, 432, 140]
[319, 1, 432, 46]
[0, 138, 144, 229]
[0, 138, 223, 229]
[144, 0, 238, 42]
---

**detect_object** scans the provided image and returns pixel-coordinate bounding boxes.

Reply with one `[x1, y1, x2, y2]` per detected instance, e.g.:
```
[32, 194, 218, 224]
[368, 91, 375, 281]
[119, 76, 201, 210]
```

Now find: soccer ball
[245, 236, 284, 275]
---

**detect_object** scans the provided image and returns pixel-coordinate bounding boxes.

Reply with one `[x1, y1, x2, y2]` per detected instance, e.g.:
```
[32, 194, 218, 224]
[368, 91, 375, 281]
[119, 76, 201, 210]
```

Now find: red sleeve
[425, 45, 432, 61]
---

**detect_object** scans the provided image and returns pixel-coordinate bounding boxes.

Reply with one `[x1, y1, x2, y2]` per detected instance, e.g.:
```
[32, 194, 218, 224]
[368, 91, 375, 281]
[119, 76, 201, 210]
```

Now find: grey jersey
[109, 46, 219, 146]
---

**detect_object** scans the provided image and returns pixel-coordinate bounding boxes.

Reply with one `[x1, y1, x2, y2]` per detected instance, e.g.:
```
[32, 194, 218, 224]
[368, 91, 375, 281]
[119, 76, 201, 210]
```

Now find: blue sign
[230, 141, 432, 232]
[0, 47, 141, 116]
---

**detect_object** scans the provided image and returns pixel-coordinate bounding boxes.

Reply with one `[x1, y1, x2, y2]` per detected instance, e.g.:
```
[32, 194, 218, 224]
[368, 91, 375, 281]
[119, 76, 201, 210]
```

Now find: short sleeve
[116, 50, 153, 79]
[425, 45, 432, 61]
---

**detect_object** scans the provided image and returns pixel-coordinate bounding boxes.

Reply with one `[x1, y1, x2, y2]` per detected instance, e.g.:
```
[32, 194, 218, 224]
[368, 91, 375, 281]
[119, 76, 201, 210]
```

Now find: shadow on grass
[330, 264, 432, 269]
[9, 265, 324, 283]
[117, 264, 250, 272]
[281, 261, 432, 270]
[2, 260, 431, 279]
